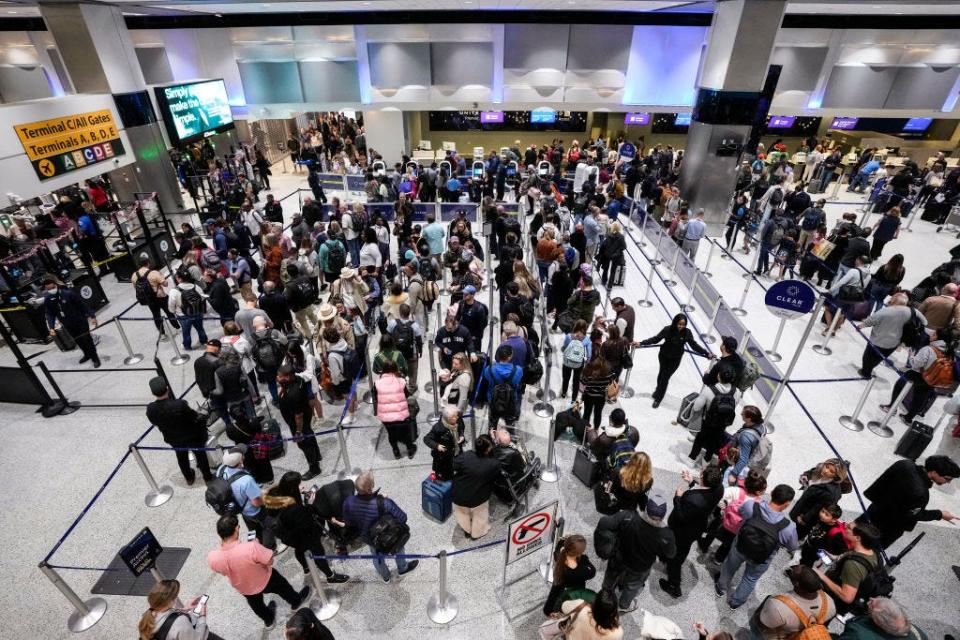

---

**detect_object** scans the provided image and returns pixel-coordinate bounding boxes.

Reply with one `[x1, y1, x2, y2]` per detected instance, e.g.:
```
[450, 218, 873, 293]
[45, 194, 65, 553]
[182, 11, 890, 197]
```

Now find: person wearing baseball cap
[145, 376, 213, 485]
[453, 284, 488, 353]
[595, 489, 676, 612]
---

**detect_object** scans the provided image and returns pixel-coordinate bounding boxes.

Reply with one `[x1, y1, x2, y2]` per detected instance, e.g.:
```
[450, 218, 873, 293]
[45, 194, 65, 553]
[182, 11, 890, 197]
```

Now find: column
[679, 0, 787, 234]
[40, 2, 184, 212]
[364, 110, 408, 165]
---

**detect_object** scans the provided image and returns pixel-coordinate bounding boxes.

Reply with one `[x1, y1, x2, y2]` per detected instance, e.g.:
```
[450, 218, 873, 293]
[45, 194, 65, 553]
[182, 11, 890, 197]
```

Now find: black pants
[689, 425, 725, 462]
[243, 568, 302, 624]
[582, 395, 605, 429]
[891, 369, 932, 420]
[68, 326, 99, 364]
[861, 344, 896, 377]
[385, 420, 415, 452]
[664, 533, 697, 589]
[293, 540, 334, 576]
[870, 238, 889, 261]
[725, 222, 740, 249]
[561, 365, 583, 400]
[653, 355, 682, 403]
[290, 418, 322, 473]
[148, 300, 180, 333]
[174, 444, 213, 482]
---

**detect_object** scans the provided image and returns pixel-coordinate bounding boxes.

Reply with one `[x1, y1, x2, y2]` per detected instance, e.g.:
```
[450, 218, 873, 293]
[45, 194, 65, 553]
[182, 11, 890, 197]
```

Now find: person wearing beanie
[594, 490, 676, 612]
[145, 376, 213, 485]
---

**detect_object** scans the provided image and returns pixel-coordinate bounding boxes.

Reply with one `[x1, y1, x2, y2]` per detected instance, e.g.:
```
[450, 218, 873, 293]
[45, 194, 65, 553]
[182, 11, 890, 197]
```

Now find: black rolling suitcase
[676, 392, 699, 429]
[54, 327, 77, 352]
[612, 264, 626, 287]
[894, 421, 933, 461]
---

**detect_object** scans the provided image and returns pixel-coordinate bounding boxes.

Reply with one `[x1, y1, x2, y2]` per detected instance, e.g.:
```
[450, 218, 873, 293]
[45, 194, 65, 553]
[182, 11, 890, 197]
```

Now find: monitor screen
[480, 111, 504, 124]
[154, 79, 235, 145]
[624, 112, 650, 126]
[829, 117, 858, 131]
[903, 117, 933, 132]
[767, 115, 796, 129]
[531, 109, 557, 124]
[673, 113, 692, 126]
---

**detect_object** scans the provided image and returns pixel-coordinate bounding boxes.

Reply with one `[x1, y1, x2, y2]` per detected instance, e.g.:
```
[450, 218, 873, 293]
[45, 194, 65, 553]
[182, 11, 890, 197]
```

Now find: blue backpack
[607, 435, 634, 470]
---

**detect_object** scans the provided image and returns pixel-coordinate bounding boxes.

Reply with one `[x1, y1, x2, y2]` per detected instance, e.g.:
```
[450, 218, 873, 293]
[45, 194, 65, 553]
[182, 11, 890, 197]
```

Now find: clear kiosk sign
[15, 109, 124, 181]
[764, 280, 816, 320]
[505, 501, 558, 565]
[119, 527, 163, 577]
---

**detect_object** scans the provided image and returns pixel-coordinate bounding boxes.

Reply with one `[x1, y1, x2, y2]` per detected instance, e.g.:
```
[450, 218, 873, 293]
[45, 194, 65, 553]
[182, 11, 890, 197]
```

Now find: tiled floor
[3, 171, 958, 639]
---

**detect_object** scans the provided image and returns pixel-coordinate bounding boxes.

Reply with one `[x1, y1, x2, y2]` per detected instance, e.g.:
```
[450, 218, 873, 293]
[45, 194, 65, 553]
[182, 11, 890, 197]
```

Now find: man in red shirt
[207, 515, 310, 629]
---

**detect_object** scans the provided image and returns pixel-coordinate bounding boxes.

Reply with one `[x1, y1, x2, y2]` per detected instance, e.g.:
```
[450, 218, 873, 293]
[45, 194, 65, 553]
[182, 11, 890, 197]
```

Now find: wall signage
[764, 279, 816, 320]
[14, 109, 124, 181]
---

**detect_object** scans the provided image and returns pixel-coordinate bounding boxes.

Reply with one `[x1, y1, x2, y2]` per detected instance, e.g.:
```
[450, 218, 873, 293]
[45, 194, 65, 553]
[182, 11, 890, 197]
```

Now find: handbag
[621, 348, 633, 369]
[538, 602, 588, 640]
[593, 480, 620, 515]
[606, 380, 620, 404]
[837, 269, 866, 303]
[572, 429, 601, 488]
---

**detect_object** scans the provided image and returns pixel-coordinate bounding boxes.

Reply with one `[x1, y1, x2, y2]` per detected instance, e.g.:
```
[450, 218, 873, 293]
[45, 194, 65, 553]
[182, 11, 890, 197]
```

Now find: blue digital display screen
[531, 109, 557, 124]
[674, 113, 692, 126]
[903, 117, 933, 132]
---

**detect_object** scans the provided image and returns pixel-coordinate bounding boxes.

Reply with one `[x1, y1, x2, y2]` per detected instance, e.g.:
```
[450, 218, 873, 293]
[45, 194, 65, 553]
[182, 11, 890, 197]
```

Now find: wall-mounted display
[624, 112, 651, 125]
[480, 111, 504, 124]
[427, 111, 587, 132]
[154, 79, 235, 146]
[767, 115, 796, 129]
[673, 113, 692, 126]
[829, 116, 859, 130]
[530, 108, 557, 124]
[903, 117, 933, 132]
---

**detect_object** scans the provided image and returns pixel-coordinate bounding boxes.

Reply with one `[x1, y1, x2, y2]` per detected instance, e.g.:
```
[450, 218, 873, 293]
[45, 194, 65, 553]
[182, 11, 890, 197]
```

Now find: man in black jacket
[595, 492, 676, 612]
[194, 339, 229, 425]
[258, 280, 293, 334]
[661, 465, 724, 598]
[145, 376, 212, 484]
[492, 428, 527, 501]
[42, 278, 100, 367]
[434, 315, 474, 370]
[701, 336, 744, 387]
[204, 269, 238, 326]
[862, 455, 959, 548]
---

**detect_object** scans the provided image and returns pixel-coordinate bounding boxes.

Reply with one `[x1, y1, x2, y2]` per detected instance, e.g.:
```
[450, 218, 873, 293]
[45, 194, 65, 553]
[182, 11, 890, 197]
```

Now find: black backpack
[393, 320, 416, 360]
[704, 385, 737, 430]
[252, 333, 285, 373]
[801, 208, 822, 231]
[134, 272, 156, 306]
[417, 256, 438, 281]
[179, 286, 207, 317]
[289, 278, 315, 312]
[326, 241, 346, 274]
[369, 495, 410, 553]
[151, 611, 184, 640]
[490, 365, 519, 416]
[900, 307, 926, 350]
[334, 346, 361, 381]
[837, 553, 895, 614]
[769, 187, 784, 205]
[205, 468, 249, 515]
[735, 502, 789, 563]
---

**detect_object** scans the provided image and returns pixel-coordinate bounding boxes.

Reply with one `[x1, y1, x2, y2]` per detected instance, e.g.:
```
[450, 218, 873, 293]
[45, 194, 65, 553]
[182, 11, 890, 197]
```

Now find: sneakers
[714, 581, 725, 598]
[327, 572, 349, 584]
[398, 560, 419, 576]
[619, 599, 638, 613]
[342, 414, 355, 425]
[879, 404, 891, 413]
[407, 444, 417, 459]
[659, 578, 682, 599]
[856, 369, 870, 379]
[392, 447, 402, 460]
[302, 468, 321, 481]
[652, 400, 661, 409]
[79, 355, 91, 364]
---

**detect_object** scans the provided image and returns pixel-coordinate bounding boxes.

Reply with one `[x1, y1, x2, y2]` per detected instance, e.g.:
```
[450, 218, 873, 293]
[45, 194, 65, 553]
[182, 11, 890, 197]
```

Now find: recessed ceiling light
[8, 10, 17, 13]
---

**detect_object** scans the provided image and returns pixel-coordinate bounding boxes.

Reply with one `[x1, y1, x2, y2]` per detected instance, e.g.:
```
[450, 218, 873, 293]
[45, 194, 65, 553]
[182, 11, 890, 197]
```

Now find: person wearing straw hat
[315, 303, 354, 359]
[330, 266, 369, 316]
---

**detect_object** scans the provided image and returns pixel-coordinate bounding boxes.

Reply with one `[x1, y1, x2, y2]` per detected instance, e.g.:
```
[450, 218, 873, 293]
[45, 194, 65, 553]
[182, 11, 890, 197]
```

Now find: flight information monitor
[154, 79, 235, 145]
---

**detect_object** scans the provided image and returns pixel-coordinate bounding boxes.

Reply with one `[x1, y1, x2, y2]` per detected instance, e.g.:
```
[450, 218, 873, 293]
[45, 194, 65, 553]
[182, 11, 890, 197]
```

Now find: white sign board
[505, 500, 558, 565]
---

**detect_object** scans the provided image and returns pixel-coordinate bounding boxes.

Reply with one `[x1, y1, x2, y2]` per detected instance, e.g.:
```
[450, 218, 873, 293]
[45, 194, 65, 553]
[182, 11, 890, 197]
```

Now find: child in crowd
[798, 504, 851, 566]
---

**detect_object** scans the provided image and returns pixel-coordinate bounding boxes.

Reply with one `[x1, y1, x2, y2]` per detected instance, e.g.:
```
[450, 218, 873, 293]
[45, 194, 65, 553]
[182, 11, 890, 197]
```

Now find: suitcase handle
[679, 401, 695, 422]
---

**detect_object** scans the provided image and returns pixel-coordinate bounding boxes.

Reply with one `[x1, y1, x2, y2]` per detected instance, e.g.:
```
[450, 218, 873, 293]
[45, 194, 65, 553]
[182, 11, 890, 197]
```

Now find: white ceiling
[2, 0, 960, 17]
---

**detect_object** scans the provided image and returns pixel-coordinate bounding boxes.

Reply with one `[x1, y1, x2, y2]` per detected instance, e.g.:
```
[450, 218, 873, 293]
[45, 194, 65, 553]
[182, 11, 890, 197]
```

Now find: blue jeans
[348, 237, 361, 267]
[848, 171, 869, 192]
[716, 544, 771, 608]
[536, 260, 550, 284]
[180, 314, 207, 349]
[756, 243, 773, 274]
[369, 544, 411, 581]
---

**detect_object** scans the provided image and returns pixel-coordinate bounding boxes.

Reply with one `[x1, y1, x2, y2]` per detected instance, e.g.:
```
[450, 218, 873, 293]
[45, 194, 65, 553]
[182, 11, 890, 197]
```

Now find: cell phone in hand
[193, 594, 208, 615]
[817, 550, 833, 566]
[246, 531, 257, 541]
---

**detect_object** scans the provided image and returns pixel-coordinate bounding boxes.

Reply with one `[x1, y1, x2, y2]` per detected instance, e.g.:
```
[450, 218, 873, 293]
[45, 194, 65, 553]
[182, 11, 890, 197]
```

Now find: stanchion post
[37, 361, 81, 415]
[425, 337, 438, 394]
[620, 345, 636, 398]
[335, 423, 359, 477]
[649, 225, 664, 265]
[427, 549, 459, 624]
[534, 347, 555, 417]
[38, 562, 108, 633]
[538, 517, 565, 582]
[682, 268, 700, 312]
[765, 317, 787, 362]
[839, 377, 875, 432]
[427, 341, 442, 422]
[731, 276, 753, 316]
[163, 318, 190, 366]
[128, 444, 174, 507]
[115, 318, 144, 365]
[664, 246, 680, 287]
[867, 380, 912, 438]
[738, 330, 752, 356]
[812, 307, 843, 356]
[541, 418, 559, 482]
[700, 300, 722, 344]
[765, 297, 825, 433]
[744, 243, 762, 279]
[701, 240, 716, 277]
[361, 346, 375, 404]
[638, 259, 655, 308]
[468, 408, 477, 444]
[305, 554, 342, 620]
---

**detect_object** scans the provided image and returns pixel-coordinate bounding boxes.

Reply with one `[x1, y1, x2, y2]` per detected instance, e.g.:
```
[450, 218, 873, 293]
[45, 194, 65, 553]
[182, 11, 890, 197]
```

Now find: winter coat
[375, 374, 410, 424]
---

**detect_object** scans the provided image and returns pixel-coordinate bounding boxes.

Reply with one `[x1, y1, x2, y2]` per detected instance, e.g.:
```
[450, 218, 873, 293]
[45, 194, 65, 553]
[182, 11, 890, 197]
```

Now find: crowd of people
[99, 132, 960, 640]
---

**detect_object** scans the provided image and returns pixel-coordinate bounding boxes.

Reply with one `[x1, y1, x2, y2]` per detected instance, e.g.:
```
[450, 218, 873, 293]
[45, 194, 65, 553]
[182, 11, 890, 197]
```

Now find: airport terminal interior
[2, 1, 960, 639]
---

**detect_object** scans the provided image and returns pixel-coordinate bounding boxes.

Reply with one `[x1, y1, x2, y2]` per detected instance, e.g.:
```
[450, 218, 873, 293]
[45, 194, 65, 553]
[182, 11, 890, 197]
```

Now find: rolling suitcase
[54, 327, 77, 352]
[572, 429, 601, 487]
[676, 392, 699, 429]
[894, 421, 933, 461]
[422, 476, 453, 522]
[612, 264, 626, 287]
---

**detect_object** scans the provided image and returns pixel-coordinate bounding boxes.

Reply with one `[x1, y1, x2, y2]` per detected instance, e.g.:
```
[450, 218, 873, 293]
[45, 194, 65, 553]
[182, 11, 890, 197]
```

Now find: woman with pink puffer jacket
[375, 359, 417, 460]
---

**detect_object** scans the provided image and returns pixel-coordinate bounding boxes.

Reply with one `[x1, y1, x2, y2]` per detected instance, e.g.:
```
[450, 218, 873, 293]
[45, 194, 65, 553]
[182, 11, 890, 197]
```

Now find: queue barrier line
[46, 565, 121, 573]
[309, 537, 506, 562]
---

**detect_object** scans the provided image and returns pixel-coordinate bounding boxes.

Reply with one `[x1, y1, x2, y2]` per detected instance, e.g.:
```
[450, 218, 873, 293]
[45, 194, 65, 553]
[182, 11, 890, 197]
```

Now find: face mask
[48, 287, 58, 295]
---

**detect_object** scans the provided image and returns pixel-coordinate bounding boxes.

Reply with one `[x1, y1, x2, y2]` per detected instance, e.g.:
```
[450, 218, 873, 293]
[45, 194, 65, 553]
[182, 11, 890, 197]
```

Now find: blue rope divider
[309, 536, 507, 562]
[46, 564, 121, 572]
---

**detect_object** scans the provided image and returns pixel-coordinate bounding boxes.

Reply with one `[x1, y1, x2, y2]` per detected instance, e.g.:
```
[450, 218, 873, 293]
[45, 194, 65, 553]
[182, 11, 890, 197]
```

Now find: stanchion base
[764, 421, 776, 435]
[680, 304, 695, 313]
[742, 272, 752, 279]
[839, 416, 865, 432]
[170, 354, 191, 366]
[310, 589, 342, 621]
[720, 253, 731, 260]
[637, 300, 653, 308]
[702, 271, 713, 278]
[540, 465, 559, 483]
[67, 597, 107, 633]
[533, 403, 555, 418]
[812, 344, 833, 356]
[731, 308, 747, 317]
[427, 594, 459, 624]
[123, 354, 145, 366]
[764, 350, 783, 362]
[867, 421, 894, 438]
[535, 389, 557, 401]
[361, 390, 374, 405]
[44, 400, 82, 417]
[649, 259, 661, 266]
[426, 411, 442, 422]
[701, 334, 716, 344]
[664, 279, 678, 287]
[619, 387, 636, 399]
[145, 485, 174, 508]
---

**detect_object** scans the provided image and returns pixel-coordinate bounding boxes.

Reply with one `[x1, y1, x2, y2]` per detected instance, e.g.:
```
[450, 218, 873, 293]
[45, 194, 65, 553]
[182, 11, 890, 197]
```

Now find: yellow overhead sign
[14, 109, 120, 162]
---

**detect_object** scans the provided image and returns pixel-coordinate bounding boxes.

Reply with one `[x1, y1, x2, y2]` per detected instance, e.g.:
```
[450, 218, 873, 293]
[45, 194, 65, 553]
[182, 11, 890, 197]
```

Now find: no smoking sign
[506, 501, 558, 565]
